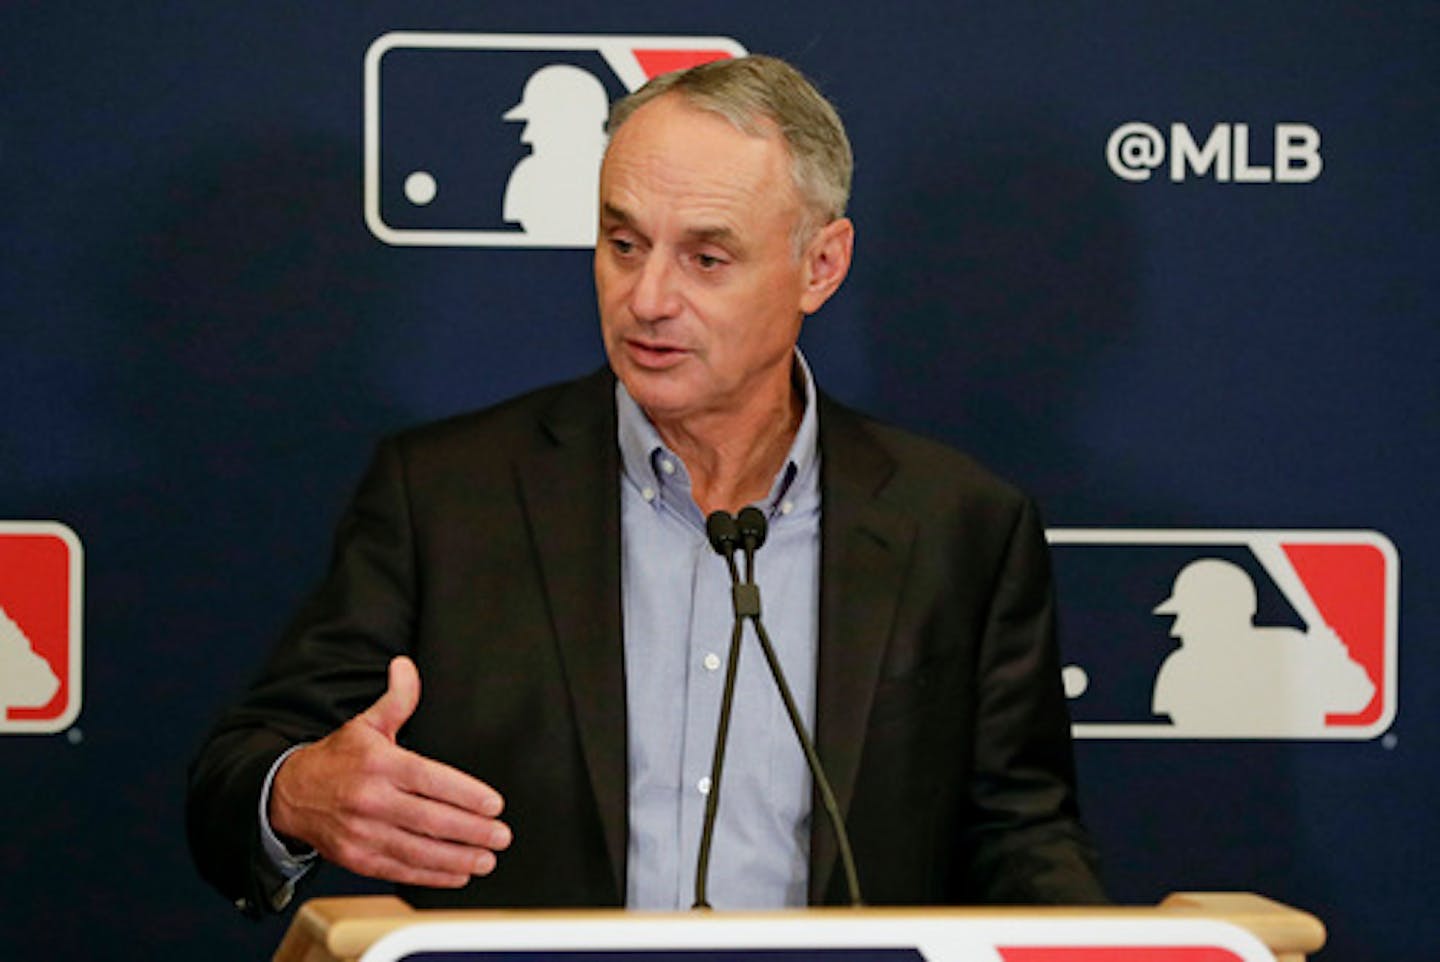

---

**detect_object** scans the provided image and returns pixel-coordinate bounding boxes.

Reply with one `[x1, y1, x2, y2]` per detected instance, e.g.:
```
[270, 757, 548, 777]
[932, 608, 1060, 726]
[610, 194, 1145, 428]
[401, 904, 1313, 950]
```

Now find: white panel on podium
[359, 912, 1277, 962]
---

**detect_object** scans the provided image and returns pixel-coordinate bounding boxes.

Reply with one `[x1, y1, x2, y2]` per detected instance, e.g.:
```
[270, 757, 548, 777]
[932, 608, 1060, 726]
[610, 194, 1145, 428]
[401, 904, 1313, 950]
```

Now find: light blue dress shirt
[617, 355, 821, 910]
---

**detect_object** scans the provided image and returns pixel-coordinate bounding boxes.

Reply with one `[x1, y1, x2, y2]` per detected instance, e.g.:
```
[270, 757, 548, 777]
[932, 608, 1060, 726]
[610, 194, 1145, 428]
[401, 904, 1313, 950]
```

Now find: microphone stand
[693, 512, 747, 909]
[693, 508, 864, 909]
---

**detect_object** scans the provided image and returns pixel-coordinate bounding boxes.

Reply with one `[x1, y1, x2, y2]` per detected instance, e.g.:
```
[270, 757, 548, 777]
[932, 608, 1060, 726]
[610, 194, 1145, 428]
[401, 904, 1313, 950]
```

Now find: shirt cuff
[259, 742, 318, 903]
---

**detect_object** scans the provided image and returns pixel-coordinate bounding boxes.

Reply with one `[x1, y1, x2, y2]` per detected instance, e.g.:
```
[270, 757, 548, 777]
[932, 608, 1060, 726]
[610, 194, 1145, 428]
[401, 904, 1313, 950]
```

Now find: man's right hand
[270, 655, 511, 888]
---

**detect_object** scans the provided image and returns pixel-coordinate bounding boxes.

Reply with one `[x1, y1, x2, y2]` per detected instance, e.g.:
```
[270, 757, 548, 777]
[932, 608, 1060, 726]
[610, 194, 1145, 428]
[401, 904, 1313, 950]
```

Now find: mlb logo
[1048, 529, 1397, 740]
[363, 32, 748, 248]
[0, 522, 83, 734]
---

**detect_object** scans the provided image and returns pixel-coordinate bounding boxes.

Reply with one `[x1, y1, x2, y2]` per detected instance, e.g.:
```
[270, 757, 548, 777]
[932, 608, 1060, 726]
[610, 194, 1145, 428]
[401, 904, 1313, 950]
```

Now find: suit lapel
[810, 396, 917, 902]
[515, 369, 629, 900]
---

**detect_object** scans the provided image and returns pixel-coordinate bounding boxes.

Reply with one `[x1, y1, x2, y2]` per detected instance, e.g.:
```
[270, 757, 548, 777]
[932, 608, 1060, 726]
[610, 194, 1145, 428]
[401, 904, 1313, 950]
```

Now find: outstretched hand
[270, 656, 511, 887]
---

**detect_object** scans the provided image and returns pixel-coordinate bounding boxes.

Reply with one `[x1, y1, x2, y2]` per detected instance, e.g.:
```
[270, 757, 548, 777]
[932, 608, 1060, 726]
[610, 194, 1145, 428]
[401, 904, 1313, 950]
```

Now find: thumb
[361, 655, 421, 741]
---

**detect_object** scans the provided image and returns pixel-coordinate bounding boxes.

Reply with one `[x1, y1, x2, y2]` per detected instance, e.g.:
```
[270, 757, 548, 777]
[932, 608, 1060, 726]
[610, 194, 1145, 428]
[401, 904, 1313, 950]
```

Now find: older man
[188, 54, 1104, 917]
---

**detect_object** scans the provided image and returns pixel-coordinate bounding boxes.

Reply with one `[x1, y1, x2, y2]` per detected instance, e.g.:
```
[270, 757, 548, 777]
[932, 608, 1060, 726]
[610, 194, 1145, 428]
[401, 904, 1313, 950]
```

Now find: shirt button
[641, 486, 656, 502]
[703, 652, 721, 672]
[697, 776, 712, 795]
[780, 500, 794, 515]
[660, 459, 676, 476]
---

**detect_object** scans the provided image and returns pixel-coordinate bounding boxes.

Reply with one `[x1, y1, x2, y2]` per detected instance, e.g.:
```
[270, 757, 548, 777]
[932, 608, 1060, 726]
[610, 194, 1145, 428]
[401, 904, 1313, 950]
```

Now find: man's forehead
[601, 99, 796, 218]
[603, 94, 787, 178]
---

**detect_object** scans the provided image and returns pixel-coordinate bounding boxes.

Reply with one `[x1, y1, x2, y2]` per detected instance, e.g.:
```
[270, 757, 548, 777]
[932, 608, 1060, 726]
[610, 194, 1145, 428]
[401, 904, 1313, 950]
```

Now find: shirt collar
[616, 350, 821, 523]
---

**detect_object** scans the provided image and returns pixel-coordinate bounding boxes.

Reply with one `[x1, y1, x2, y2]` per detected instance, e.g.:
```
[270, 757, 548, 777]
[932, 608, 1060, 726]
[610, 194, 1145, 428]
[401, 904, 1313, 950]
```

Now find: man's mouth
[625, 337, 689, 368]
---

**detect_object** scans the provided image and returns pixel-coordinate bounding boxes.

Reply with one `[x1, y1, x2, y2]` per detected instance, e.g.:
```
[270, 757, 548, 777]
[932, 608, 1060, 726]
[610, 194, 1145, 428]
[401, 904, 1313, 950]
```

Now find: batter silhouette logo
[364, 32, 748, 248]
[0, 522, 83, 734]
[1048, 529, 1397, 740]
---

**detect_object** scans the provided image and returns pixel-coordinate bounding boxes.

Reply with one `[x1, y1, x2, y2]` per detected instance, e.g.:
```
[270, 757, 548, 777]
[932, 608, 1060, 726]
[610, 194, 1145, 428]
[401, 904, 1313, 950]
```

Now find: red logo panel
[0, 523, 83, 733]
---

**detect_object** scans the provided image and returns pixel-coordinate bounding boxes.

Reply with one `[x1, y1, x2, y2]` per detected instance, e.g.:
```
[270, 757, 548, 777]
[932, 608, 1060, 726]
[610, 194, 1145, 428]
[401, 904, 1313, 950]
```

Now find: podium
[274, 892, 1325, 962]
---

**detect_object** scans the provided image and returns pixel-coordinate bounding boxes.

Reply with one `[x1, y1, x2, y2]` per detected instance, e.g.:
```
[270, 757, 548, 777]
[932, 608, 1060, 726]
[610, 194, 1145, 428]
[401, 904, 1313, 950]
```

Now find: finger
[393, 750, 506, 818]
[361, 656, 421, 741]
[382, 824, 502, 878]
[340, 847, 484, 889]
[386, 790, 513, 852]
[341, 816, 502, 881]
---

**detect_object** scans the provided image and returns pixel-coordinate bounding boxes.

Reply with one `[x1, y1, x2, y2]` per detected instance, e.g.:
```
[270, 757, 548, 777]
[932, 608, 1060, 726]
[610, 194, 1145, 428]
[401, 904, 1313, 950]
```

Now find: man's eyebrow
[684, 225, 737, 246]
[600, 203, 634, 227]
[600, 205, 739, 248]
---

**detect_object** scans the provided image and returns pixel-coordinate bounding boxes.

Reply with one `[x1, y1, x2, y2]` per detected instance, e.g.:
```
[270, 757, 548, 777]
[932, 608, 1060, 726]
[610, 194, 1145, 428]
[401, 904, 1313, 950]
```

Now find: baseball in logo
[364, 32, 748, 248]
[0, 522, 83, 734]
[1048, 529, 1396, 740]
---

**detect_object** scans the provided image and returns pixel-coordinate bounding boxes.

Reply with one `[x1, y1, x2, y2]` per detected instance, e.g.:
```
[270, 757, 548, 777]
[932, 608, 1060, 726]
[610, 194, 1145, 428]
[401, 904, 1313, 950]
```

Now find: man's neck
[648, 376, 804, 517]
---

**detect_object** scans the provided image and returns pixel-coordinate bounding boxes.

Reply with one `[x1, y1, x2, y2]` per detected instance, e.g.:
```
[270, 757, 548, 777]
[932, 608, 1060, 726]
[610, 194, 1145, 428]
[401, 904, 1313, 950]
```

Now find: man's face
[595, 94, 845, 427]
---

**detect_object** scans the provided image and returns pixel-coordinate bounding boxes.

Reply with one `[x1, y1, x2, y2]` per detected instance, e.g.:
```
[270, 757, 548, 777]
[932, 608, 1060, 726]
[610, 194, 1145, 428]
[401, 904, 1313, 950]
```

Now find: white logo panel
[364, 32, 747, 248]
[1049, 528, 1397, 740]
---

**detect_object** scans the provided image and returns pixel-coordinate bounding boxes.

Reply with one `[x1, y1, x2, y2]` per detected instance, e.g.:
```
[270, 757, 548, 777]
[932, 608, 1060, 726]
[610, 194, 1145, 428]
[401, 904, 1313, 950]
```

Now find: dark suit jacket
[187, 367, 1103, 915]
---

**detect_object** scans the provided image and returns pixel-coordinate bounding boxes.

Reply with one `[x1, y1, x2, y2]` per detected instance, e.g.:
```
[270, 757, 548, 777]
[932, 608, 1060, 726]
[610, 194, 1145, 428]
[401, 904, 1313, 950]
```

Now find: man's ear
[799, 217, 855, 315]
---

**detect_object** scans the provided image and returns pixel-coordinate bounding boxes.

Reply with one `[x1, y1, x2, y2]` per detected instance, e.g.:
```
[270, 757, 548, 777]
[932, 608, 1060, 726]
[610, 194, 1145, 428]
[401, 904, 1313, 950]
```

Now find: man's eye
[695, 253, 724, 270]
[610, 237, 635, 255]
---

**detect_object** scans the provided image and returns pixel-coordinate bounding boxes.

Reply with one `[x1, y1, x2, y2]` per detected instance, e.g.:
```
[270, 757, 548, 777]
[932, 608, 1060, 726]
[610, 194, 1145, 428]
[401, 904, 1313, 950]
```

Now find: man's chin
[614, 368, 700, 423]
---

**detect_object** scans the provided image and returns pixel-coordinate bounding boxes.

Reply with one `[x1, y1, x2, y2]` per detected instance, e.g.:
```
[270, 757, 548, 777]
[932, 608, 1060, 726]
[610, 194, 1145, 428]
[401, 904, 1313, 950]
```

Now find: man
[188, 54, 1104, 918]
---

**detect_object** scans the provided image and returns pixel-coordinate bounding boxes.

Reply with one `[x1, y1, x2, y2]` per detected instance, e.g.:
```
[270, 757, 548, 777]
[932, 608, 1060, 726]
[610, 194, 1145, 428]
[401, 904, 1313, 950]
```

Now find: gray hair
[606, 54, 853, 246]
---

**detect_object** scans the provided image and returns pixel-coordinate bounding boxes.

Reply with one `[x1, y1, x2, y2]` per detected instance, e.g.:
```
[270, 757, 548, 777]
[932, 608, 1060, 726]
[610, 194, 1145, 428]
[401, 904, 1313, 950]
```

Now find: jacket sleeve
[961, 496, 1107, 904]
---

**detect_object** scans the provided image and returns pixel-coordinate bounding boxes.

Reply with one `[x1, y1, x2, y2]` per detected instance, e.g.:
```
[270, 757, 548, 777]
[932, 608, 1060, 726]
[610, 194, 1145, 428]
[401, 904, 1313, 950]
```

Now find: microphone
[693, 507, 864, 909]
[735, 505, 766, 592]
[705, 510, 742, 584]
[736, 504, 767, 551]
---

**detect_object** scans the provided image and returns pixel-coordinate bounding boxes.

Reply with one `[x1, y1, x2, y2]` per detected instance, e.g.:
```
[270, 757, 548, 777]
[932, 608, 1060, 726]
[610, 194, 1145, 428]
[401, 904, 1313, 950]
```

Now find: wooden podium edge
[1159, 892, 1327, 962]
[274, 892, 1327, 962]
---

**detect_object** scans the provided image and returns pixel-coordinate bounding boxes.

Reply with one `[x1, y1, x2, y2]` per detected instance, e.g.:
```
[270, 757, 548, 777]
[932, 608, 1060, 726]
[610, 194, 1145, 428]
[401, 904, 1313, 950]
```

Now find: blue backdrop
[3, 4, 1436, 960]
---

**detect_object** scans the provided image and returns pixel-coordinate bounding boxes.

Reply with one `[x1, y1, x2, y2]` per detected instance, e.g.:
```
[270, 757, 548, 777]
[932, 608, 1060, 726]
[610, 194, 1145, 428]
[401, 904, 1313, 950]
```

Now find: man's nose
[630, 252, 681, 322]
